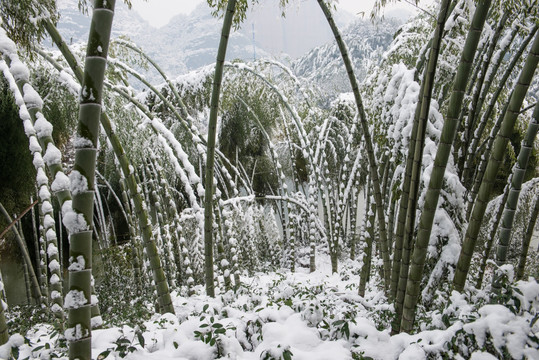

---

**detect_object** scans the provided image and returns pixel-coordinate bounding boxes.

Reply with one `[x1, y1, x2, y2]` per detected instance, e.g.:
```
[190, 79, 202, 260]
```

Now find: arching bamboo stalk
[317, 0, 390, 290]
[37, 32, 175, 315]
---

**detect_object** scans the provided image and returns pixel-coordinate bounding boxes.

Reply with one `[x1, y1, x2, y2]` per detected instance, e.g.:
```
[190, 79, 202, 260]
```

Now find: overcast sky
[130, 0, 433, 28]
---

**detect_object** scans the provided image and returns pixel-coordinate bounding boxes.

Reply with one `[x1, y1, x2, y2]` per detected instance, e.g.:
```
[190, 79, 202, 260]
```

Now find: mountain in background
[54, 0, 357, 80]
[292, 18, 402, 95]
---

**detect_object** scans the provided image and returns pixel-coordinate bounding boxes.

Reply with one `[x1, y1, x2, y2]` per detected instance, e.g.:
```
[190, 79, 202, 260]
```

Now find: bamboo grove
[0, 0, 538, 358]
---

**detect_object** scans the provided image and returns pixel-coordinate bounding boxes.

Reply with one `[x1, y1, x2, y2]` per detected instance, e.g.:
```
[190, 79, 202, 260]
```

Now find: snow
[51, 303, 63, 314]
[58, 70, 82, 96]
[47, 243, 59, 258]
[51, 171, 70, 193]
[0, 334, 24, 358]
[470, 351, 498, 360]
[62, 200, 89, 234]
[45, 228, 57, 242]
[65, 324, 88, 341]
[33, 152, 45, 169]
[68, 255, 86, 271]
[69, 170, 89, 195]
[36, 168, 48, 187]
[462, 304, 532, 359]
[9, 61, 30, 83]
[42, 199, 54, 215]
[398, 344, 425, 360]
[50, 274, 61, 285]
[29, 136, 42, 154]
[22, 84, 44, 109]
[92, 315, 104, 329]
[74, 136, 94, 148]
[34, 112, 53, 138]
[38, 186, 51, 202]
[43, 143, 62, 167]
[23, 119, 36, 137]
[64, 289, 88, 310]
[48, 259, 61, 272]
[7, 252, 539, 360]
[0, 30, 17, 54]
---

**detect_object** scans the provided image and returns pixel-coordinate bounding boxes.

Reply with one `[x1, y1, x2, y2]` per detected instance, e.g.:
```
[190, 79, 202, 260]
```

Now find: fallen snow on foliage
[4, 257, 539, 359]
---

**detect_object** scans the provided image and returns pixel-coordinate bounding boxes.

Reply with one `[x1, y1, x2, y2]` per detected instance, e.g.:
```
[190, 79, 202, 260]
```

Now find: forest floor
[1, 255, 538, 359]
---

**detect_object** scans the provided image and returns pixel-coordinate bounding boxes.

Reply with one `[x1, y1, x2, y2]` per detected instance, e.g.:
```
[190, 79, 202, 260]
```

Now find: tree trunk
[463, 25, 538, 204]
[454, 31, 539, 292]
[43, 18, 175, 315]
[399, 0, 492, 334]
[0, 202, 42, 304]
[491, 100, 539, 294]
[317, 0, 391, 291]
[475, 180, 510, 289]
[204, 0, 237, 297]
[359, 189, 374, 297]
[458, 12, 509, 179]
[0, 275, 8, 345]
[66, 1, 115, 358]
[516, 193, 539, 281]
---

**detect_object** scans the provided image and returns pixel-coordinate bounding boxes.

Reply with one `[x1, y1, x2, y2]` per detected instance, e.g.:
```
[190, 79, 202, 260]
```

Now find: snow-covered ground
[2, 256, 538, 359]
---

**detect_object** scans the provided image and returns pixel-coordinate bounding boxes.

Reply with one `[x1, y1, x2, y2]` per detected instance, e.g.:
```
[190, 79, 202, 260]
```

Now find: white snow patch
[64, 290, 88, 310]
[69, 170, 89, 195]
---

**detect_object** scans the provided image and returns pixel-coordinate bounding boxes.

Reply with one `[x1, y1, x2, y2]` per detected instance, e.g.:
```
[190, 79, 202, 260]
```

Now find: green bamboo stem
[204, 0, 237, 297]
[0, 277, 8, 345]
[30, 195, 40, 282]
[1, 31, 69, 325]
[66, 1, 115, 358]
[318, 0, 391, 290]
[491, 100, 539, 294]
[23, 258, 32, 305]
[119, 178, 144, 290]
[393, 0, 452, 333]
[475, 180, 510, 289]
[0, 202, 42, 304]
[40, 25, 175, 315]
[463, 25, 538, 195]
[399, 0, 492, 334]
[516, 192, 539, 281]
[215, 204, 232, 291]
[359, 191, 375, 297]
[454, 31, 539, 293]
[458, 12, 509, 177]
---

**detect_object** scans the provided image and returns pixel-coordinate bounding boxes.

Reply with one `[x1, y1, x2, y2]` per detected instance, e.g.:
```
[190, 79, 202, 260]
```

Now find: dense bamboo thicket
[0, 0, 538, 358]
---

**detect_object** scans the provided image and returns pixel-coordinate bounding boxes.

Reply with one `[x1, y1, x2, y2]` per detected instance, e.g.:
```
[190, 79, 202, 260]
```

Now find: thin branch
[0, 199, 38, 239]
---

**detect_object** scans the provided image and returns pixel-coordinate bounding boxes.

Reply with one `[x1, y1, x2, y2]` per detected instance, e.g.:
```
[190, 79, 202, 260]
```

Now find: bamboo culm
[400, 0, 492, 333]
[454, 31, 539, 293]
